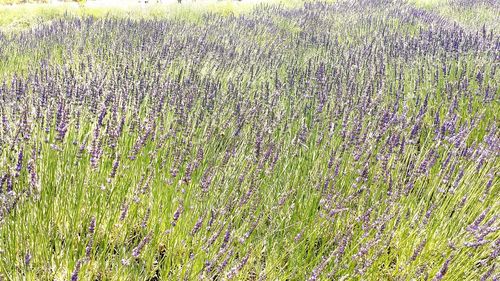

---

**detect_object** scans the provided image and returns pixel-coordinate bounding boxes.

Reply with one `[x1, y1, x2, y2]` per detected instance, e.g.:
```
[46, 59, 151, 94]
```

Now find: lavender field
[0, 0, 499, 280]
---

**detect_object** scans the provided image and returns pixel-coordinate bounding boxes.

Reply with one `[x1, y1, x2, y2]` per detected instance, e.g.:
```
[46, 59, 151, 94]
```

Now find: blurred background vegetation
[1, 0, 306, 32]
[0, 0, 498, 34]
[0, 0, 85, 3]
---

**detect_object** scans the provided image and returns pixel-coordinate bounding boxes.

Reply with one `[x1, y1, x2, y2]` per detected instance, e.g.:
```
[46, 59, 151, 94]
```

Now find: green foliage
[0, 0, 498, 280]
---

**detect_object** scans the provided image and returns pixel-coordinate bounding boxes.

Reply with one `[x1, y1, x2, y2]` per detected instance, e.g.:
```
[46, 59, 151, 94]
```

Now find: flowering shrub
[0, 0, 498, 280]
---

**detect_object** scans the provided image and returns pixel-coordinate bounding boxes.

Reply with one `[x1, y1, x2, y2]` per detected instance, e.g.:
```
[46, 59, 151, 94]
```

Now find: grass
[0, 0, 308, 32]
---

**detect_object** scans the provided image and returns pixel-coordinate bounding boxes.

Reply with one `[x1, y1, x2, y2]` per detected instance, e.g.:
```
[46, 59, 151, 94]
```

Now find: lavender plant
[0, 0, 498, 280]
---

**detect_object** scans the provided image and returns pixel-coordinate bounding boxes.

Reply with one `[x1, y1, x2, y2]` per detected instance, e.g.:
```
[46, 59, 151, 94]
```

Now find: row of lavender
[0, 0, 498, 280]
